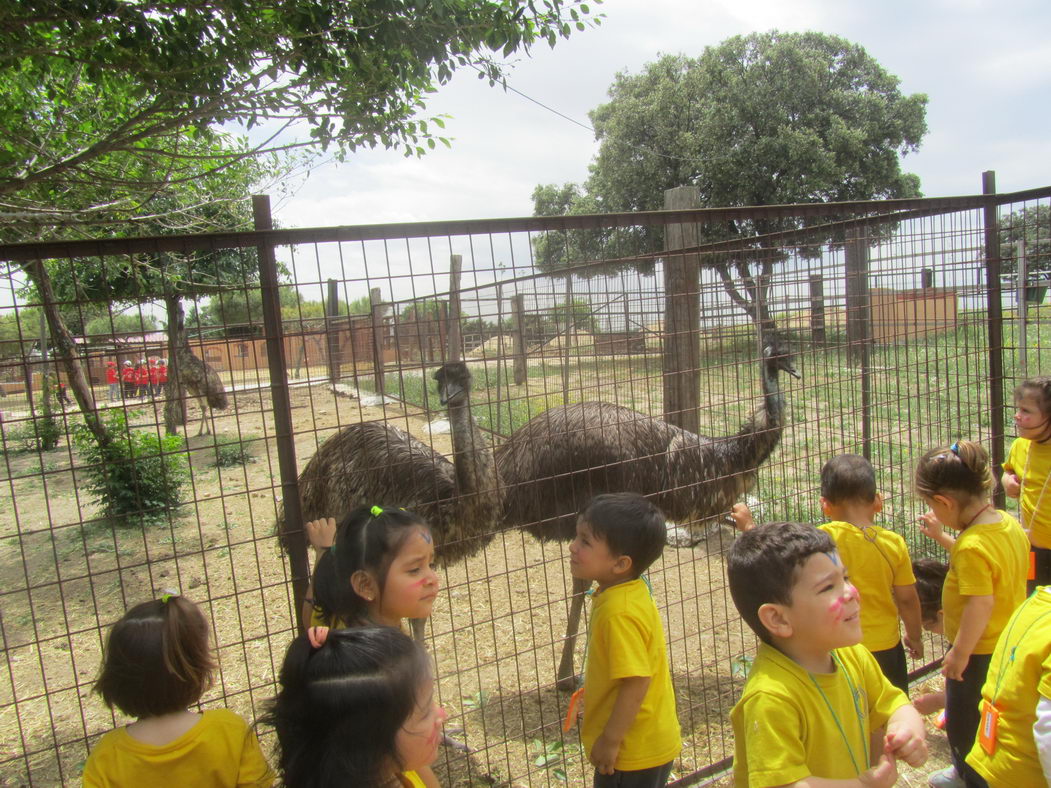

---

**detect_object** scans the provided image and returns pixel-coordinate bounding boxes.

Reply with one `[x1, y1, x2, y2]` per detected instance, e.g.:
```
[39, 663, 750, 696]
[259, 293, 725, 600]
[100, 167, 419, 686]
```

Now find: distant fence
[0, 179, 1049, 785]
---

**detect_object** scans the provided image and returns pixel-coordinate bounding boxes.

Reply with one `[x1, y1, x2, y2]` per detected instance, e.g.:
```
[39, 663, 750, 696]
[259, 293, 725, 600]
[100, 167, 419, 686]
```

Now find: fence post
[809, 274, 826, 346]
[562, 274, 572, 401]
[1017, 240, 1028, 379]
[662, 185, 701, 434]
[447, 254, 462, 362]
[512, 294, 527, 385]
[253, 194, 309, 629]
[370, 287, 386, 396]
[845, 228, 873, 459]
[983, 171, 1007, 508]
[325, 278, 340, 384]
[921, 268, 935, 289]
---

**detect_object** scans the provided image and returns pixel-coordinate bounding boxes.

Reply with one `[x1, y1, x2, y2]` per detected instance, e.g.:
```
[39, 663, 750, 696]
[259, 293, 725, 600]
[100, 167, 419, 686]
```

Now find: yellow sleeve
[859, 648, 909, 730]
[954, 543, 995, 597]
[1005, 439, 1023, 475]
[237, 724, 275, 787]
[604, 612, 654, 680]
[735, 692, 810, 786]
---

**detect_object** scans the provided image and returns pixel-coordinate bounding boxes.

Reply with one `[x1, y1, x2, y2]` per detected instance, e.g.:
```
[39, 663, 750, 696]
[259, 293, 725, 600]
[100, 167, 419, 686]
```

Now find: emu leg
[556, 575, 590, 692]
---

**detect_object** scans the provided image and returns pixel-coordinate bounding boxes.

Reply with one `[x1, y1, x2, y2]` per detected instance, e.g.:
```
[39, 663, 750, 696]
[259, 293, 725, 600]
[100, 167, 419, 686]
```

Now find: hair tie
[950, 441, 960, 456]
[307, 626, 329, 649]
[160, 594, 172, 604]
[370, 505, 384, 517]
[159, 588, 178, 604]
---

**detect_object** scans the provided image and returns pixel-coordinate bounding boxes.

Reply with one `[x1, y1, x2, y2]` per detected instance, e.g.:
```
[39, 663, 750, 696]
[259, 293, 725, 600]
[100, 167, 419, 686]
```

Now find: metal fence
[1, 179, 1050, 786]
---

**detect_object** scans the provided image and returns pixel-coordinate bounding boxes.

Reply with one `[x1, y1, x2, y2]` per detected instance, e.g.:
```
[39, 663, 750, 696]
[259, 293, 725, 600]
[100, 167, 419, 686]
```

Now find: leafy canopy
[533, 31, 928, 275]
[1, 0, 598, 225]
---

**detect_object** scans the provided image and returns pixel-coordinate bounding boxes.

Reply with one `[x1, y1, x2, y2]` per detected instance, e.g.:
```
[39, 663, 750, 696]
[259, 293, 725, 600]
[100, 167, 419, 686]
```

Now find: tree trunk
[715, 257, 779, 340]
[23, 259, 111, 448]
[164, 294, 188, 435]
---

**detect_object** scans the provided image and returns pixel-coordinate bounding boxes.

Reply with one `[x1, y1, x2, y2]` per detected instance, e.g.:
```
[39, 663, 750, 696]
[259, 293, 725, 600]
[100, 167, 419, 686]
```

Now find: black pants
[1028, 547, 1051, 595]
[944, 652, 992, 786]
[870, 642, 908, 695]
[593, 760, 674, 788]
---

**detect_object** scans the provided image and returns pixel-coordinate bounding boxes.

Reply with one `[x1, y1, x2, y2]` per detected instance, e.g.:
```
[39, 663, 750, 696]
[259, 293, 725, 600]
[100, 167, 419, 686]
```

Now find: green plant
[34, 375, 62, 451]
[211, 435, 256, 468]
[73, 409, 188, 526]
[529, 738, 568, 781]
[462, 689, 491, 710]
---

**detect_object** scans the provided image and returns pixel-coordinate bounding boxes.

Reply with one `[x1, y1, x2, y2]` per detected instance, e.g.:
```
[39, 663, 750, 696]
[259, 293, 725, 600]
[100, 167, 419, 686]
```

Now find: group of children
[105, 358, 167, 402]
[80, 377, 1051, 787]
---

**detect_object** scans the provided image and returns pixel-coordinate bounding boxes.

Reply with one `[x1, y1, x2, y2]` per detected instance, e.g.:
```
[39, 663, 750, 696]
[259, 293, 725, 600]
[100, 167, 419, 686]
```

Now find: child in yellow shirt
[567, 493, 681, 787]
[916, 440, 1029, 788]
[83, 594, 273, 787]
[728, 521, 927, 787]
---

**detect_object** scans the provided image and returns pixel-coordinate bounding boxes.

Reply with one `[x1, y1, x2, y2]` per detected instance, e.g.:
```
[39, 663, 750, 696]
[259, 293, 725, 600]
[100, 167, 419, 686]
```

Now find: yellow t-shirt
[967, 586, 1051, 784]
[400, 771, 426, 787]
[943, 511, 1029, 654]
[1005, 438, 1051, 548]
[581, 578, 682, 771]
[308, 605, 349, 629]
[731, 643, 908, 787]
[819, 521, 916, 651]
[82, 708, 274, 788]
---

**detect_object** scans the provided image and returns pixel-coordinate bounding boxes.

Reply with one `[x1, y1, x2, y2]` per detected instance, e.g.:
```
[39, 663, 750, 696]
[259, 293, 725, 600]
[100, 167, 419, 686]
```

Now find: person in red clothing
[135, 359, 150, 399]
[105, 361, 119, 402]
[157, 358, 168, 397]
[121, 361, 135, 399]
[148, 358, 161, 397]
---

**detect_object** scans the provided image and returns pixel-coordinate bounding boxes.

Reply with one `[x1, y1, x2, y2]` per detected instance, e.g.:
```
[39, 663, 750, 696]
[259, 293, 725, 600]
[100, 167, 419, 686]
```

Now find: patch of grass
[210, 434, 258, 468]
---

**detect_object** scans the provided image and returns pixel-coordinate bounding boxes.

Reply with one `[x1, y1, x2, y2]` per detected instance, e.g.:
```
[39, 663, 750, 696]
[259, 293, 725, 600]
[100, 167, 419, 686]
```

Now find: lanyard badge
[978, 699, 1000, 756]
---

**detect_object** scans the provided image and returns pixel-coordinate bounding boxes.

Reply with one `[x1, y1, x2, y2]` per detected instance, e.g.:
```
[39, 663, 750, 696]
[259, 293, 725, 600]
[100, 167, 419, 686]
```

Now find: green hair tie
[160, 593, 173, 604]
[370, 505, 384, 517]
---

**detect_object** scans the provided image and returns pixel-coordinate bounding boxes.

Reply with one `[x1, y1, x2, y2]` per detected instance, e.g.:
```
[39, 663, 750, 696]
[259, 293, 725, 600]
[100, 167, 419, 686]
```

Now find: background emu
[173, 343, 229, 436]
[281, 361, 502, 636]
[496, 336, 799, 688]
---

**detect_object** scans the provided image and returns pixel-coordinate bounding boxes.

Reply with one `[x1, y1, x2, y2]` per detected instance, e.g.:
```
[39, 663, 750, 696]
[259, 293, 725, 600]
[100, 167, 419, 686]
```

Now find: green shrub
[211, 435, 256, 468]
[35, 375, 62, 451]
[73, 410, 189, 526]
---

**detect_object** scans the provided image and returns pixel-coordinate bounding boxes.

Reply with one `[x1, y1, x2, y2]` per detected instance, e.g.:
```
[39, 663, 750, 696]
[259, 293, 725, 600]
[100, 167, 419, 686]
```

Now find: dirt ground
[0, 373, 956, 786]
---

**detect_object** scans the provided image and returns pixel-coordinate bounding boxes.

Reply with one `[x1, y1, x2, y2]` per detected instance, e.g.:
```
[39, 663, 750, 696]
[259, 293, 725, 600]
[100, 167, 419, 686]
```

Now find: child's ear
[758, 602, 793, 639]
[350, 570, 379, 602]
[613, 554, 634, 577]
[872, 493, 884, 515]
[819, 497, 832, 518]
[931, 493, 956, 511]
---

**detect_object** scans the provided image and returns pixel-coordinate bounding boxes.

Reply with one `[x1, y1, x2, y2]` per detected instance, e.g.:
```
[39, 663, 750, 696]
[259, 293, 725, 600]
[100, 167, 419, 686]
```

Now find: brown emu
[174, 344, 229, 436]
[496, 336, 799, 688]
[282, 362, 502, 636]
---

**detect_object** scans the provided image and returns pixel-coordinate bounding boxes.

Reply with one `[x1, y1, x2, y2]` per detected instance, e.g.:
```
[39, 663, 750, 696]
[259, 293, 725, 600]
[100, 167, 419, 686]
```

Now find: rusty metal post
[845, 229, 873, 459]
[253, 195, 309, 629]
[325, 278, 341, 384]
[983, 171, 1006, 508]
[809, 274, 826, 346]
[512, 294, 527, 385]
[370, 287, 385, 396]
[446, 255, 462, 362]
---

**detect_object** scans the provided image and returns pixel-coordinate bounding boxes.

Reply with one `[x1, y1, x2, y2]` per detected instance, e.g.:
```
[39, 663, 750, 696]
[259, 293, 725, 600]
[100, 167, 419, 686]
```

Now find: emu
[173, 344, 229, 436]
[496, 336, 799, 688]
[280, 361, 502, 637]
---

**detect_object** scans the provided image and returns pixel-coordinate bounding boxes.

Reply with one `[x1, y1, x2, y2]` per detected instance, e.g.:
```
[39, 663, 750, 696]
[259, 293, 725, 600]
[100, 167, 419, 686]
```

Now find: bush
[73, 410, 189, 526]
[1, 378, 62, 454]
[211, 435, 256, 468]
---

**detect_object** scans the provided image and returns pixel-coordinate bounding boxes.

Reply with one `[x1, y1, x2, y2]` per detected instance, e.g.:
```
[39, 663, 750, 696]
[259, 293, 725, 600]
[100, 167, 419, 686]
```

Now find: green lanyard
[991, 589, 1051, 704]
[807, 651, 868, 776]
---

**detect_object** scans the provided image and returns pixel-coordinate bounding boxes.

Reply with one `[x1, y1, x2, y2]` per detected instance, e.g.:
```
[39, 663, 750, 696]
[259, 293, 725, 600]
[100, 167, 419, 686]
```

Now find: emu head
[434, 362, 472, 406]
[762, 335, 800, 380]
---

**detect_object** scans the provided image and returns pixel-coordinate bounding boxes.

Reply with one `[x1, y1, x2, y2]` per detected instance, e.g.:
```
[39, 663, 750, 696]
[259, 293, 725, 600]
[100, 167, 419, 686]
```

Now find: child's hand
[884, 719, 928, 767]
[859, 753, 898, 788]
[305, 517, 337, 550]
[942, 645, 970, 681]
[588, 733, 621, 776]
[917, 511, 944, 542]
[912, 691, 945, 716]
[1003, 472, 1022, 498]
[730, 503, 756, 533]
[903, 633, 924, 661]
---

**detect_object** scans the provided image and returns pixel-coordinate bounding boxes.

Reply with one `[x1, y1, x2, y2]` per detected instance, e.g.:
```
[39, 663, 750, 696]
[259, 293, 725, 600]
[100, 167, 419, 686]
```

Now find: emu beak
[438, 379, 465, 405]
[784, 361, 801, 379]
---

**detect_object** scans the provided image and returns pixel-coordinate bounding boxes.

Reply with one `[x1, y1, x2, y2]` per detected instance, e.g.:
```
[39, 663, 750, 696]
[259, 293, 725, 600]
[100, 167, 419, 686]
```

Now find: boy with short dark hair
[568, 493, 681, 787]
[728, 522, 927, 787]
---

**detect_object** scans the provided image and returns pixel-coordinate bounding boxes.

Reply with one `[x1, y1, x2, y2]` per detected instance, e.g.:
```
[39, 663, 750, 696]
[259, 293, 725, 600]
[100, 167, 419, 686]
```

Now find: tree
[1000, 205, 1051, 279]
[83, 312, 160, 342]
[1, 0, 597, 228]
[533, 31, 928, 331]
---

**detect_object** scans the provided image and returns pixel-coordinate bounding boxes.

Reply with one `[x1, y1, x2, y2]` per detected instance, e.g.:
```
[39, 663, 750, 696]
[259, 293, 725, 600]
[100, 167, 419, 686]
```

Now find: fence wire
[0, 187, 1049, 785]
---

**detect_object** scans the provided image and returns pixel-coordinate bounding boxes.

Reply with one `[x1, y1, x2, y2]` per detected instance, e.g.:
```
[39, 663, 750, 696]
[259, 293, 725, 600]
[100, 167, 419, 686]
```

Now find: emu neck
[447, 400, 500, 502]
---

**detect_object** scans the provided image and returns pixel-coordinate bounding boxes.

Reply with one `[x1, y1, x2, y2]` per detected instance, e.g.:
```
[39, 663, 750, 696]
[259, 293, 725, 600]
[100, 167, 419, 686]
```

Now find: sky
[271, 0, 1051, 231]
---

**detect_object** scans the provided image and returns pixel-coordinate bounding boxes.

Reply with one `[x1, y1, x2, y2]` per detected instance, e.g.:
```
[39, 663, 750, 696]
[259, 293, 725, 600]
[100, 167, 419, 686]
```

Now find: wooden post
[253, 194, 308, 630]
[561, 275, 572, 401]
[809, 274, 826, 346]
[1017, 240, 1029, 379]
[984, 171, 1006, 508]
[921, 268, 935, 289]
[845, 228, 873, 459]
[512, 294, 527, 385]
[662, 186, 701, 434]
[370, 287, 385, 396]
[325, 278, 340, 384]
[447, 255, 462, 362]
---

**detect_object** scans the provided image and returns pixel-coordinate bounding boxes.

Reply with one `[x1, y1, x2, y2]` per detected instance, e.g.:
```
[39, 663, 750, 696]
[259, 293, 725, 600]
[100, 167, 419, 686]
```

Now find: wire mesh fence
[0, 183, 1049, 786]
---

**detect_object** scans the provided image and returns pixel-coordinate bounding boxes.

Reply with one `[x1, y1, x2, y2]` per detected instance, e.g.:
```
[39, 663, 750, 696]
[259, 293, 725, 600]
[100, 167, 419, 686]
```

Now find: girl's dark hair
[93, 595, 215, 718]
[313, 505, 429, 626]
[262, 626, 431, 788]
[1016, 377, 1051, 441]
[914, 440, 994, 503]
[912, 558, 948, 622]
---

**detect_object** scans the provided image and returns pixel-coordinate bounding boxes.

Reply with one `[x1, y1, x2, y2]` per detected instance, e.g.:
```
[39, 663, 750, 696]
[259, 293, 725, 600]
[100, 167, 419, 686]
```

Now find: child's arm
[882, 702, 928, 767]
[892, 584, 924, 660]
[942, 594, 995, 680]
[301, 518, 337, 626]
[589, 675, 650, 775]
[917, 511, 955, 551]
[769, 755, 898, 787]
[1002, 463, 1022, 499]
[1034, 694, 1051, 785]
